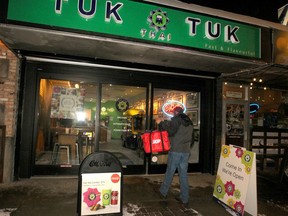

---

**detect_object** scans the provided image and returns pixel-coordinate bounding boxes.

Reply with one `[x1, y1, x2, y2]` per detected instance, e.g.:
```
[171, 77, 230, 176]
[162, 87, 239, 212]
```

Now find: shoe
[175, 196, 189, 208]
[159, 192, 167, 199]
[182, 202, 189, 208]
[175, 196, 182, 203]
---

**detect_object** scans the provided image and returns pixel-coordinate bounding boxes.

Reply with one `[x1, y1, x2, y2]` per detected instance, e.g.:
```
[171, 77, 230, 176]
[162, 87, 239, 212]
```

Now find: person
[156, 106, 194, 207]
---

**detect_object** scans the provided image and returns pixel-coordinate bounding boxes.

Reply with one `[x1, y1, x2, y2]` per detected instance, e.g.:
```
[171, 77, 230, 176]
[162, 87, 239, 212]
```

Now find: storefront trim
[26, 56, 217, 80]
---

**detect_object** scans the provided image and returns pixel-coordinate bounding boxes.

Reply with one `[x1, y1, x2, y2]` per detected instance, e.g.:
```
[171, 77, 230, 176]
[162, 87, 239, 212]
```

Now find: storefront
[0, 0, 272, 178]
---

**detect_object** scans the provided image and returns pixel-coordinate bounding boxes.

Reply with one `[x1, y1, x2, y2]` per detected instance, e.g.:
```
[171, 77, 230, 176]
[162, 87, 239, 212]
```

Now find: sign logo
[148, 9, 170, 31]
[152, 139, 161, 144]
[116, 98, 129, 112]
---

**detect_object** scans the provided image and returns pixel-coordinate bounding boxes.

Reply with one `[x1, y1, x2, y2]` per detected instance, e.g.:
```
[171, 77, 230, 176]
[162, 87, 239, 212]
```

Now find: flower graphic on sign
[235, 148, 244, 158]
[221, 145, 231, 158]
[147, 9, 170, 31]
[213, 177, 225, 199]
[83, 188, 101, 207]
[241, 150, 253, 167]
[225, 181, 235, 196]
[234, 189, 241, 199]
[227, 198, 235, 208]
[244, 165, 252, 174]
[234, 201, 244, 214]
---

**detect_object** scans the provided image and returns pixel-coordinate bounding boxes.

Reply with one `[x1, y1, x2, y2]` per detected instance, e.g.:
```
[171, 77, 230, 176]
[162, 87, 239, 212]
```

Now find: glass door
[149, 88, 201, 173]
[99, 84, 147, 170]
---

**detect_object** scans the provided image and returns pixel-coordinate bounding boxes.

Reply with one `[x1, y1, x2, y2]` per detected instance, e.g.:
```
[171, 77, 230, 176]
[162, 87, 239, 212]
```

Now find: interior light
[264, 87, 267, 90]
[259, 79, 263, 83]
[76, 111, 86, 121]
[240, 84, 243, 88]
[75, 83, 80, 89]
[224, 82, 227, 85]
[250, 103, 260, 114]
[250, 82, 253, 86]
[253, 77, 257, 81]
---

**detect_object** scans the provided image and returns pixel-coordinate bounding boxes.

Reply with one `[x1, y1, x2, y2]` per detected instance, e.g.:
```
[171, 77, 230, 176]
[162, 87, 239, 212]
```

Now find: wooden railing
[250, 127, 288, 171]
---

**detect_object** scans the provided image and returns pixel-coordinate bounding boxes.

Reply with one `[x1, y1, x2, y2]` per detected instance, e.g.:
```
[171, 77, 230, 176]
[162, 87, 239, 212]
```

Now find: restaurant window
[35, 79, 97, 166]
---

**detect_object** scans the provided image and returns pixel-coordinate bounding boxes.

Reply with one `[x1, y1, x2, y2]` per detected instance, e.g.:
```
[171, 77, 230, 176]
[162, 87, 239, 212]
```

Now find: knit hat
[173, 106, 184, 114]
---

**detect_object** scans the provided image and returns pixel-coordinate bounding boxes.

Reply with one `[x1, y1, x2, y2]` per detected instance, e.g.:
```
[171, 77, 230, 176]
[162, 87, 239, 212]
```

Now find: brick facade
[0, 40, 19, 182]
[0, 40, 19, 136]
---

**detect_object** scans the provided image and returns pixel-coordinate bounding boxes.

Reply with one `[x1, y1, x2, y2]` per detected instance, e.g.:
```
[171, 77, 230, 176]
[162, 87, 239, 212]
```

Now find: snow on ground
[0, 208, 17, 216]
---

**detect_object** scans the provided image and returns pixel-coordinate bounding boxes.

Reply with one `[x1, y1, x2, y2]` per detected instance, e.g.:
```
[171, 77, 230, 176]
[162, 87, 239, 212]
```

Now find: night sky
[178, 0, 288, 23]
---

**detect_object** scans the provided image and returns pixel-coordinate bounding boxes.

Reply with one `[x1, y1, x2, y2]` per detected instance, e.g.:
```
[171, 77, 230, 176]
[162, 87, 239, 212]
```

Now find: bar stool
[51, 143, 72, 164]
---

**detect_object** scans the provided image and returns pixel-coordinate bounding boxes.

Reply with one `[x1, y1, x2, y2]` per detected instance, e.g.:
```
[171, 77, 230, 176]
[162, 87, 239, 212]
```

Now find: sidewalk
[0, 173, 287, 216]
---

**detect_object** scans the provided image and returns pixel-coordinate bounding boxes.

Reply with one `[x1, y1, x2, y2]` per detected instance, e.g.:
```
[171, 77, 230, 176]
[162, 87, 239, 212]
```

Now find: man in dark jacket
[156, 106, 193, 207]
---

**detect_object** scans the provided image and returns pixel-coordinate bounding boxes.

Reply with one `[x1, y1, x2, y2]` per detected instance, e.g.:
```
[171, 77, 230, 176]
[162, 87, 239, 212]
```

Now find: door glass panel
[152, 89, 200, 164]
[35, 79, 97, 166]
[100, 84, 146, 167]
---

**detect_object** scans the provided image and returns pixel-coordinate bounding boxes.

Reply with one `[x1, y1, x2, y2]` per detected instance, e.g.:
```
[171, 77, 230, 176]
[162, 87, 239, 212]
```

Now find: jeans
[160, 151, 190, 203]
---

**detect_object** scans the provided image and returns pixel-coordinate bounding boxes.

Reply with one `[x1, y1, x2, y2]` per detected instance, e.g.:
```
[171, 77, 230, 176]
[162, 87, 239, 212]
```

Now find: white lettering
[185, 17, 201, 36]
[205, 21, 221, 40]
[224, 25, 240, 44]
[149, 30, 156, 39]
[78, 0, 97, 19]
[186, 17, 240, 43]
[55, 0, 69, 14]
[105, 1, 123, 24]
[140, 29, 147, 37]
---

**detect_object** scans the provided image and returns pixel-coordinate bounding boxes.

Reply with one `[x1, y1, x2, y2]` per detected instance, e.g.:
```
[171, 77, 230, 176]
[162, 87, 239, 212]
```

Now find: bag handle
[159, 131, 165, 152]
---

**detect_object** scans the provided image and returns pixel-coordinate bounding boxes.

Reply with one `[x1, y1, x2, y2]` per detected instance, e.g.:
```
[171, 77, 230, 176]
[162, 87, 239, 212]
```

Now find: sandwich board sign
[77, 151, 123, 216]
[213, 145, 257, 216]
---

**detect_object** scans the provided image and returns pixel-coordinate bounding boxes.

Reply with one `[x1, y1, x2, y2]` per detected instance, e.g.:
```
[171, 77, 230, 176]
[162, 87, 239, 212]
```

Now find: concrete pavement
[0, 173, 287, 216]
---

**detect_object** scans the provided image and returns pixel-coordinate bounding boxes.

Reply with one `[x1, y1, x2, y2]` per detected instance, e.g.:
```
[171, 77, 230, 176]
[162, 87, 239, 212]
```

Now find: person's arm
[159, 118, 180, 136]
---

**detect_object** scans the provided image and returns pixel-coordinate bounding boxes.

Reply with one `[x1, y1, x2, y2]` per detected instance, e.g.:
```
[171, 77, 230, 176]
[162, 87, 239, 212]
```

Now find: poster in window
[187, 110, 198, 126]
[50, 86, 85, 119]
[186, 93, 198, 108]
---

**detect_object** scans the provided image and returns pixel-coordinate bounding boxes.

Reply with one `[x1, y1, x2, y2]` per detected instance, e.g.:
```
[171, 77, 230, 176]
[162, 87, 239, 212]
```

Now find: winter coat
[159, 113, 194, 153]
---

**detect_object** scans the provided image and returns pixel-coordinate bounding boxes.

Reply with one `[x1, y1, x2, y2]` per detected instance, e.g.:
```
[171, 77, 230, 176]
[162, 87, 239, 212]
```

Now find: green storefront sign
[7, 0, 261, 58]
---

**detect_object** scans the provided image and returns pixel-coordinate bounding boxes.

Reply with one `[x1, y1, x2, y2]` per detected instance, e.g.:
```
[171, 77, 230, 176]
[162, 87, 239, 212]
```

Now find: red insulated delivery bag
[141, 131, 170, 153]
